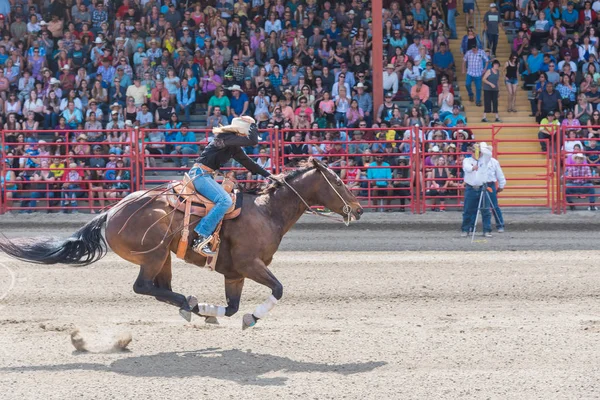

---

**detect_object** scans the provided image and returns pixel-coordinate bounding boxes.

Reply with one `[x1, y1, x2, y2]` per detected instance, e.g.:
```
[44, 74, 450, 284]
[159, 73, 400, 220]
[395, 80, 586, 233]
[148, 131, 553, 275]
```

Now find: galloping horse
[0, 158, 363, 329]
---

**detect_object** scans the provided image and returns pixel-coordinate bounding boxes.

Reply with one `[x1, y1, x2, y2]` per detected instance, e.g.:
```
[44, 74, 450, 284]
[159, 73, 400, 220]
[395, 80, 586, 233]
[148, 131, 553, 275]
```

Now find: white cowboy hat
[94, 37, 103, 44]
[49, 77, 60, 84]
[480, 141, 492, 152]
[228, 84, 243, 92]
[62, 65, 70, 71]
[213, 116, 255, 135]
[354, 82, 366, 89]
[573, 152, 586, 159]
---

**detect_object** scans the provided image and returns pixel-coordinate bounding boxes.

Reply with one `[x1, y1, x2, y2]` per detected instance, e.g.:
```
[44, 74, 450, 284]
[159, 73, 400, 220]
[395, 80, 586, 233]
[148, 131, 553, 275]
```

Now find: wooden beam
[372, 0, 383, 119]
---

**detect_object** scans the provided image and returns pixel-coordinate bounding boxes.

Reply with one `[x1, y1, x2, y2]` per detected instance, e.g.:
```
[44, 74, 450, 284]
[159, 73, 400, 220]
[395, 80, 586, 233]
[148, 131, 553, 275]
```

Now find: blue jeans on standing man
[189, 166, 233, 238]
[487, 183, 504, 230]
[448, 9, 457, 39]
[465, 74, 482, 104]
[462, 184, 492, 233]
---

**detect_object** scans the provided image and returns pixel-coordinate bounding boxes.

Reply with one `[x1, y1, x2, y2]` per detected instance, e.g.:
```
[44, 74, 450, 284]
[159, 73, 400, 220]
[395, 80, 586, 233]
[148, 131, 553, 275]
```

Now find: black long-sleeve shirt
[196, 128, 271, 177]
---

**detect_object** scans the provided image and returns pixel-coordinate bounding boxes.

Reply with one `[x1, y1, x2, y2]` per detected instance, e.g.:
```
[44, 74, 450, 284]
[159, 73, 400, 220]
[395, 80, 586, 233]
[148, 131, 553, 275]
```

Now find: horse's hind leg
[133, 253, 196, 321]
[242, 259, 283, 330]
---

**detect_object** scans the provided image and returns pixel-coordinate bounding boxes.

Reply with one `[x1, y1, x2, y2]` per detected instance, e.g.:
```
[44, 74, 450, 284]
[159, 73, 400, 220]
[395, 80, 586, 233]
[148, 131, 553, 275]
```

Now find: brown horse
[0, 158, 363, 329]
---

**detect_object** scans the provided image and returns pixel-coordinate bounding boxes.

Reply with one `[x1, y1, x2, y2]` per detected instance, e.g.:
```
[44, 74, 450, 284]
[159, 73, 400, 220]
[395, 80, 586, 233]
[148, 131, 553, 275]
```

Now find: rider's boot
[192, 235, 215, 256]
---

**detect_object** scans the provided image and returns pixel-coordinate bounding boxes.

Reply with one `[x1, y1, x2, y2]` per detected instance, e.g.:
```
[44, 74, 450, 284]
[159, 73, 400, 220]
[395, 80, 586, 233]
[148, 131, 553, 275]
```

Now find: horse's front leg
[190, 277, 245, 324]
[241, 259, 283, 330]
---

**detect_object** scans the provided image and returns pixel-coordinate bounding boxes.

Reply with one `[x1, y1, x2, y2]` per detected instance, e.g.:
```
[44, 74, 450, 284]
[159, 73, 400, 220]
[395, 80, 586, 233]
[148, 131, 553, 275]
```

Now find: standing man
[461, 142, 493, 237]
[483, 3, 500, 58]
[486, 154, 507, 232]
[463, 45, 489, 107]
[446, 0, 458, 39]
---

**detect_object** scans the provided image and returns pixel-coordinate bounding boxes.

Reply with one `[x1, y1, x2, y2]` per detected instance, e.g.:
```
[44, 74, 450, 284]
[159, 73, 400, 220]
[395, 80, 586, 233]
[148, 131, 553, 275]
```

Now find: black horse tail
[0, 213, 109, 266]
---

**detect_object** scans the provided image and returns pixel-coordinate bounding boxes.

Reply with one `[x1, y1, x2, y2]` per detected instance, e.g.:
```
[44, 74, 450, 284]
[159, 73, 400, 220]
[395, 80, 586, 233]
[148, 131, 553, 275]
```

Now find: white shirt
[485, 158, 506, 189]
[383, 70, 399, 94]
[463, 149, 492, 186]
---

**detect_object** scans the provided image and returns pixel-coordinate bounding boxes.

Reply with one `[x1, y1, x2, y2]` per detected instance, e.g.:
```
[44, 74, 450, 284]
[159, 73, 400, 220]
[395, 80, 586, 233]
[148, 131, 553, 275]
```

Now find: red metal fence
[0, 126, 597, 214]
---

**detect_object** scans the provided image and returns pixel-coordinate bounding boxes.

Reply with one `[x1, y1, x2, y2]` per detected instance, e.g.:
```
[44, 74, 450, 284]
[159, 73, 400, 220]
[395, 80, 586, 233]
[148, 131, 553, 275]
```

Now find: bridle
[279, 167, 354, 226]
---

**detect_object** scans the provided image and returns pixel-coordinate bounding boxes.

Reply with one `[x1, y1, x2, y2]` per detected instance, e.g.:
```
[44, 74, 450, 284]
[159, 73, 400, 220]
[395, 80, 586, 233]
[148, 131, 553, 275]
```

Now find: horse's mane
[259, 162, 316, 195]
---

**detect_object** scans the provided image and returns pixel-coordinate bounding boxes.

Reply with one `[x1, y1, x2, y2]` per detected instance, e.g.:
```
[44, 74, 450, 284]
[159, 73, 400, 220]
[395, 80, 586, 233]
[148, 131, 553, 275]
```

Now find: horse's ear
[309, 157, 326, 170]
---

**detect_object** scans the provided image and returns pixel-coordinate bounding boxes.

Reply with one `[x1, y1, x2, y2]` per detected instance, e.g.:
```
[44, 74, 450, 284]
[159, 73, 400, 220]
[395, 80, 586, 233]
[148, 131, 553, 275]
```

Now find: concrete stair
[450, 2, 552, 208]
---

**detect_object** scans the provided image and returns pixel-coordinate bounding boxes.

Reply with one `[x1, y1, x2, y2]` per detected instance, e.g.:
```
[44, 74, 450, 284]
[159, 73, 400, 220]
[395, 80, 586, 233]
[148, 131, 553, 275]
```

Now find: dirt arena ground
[0, 212, 599, 399]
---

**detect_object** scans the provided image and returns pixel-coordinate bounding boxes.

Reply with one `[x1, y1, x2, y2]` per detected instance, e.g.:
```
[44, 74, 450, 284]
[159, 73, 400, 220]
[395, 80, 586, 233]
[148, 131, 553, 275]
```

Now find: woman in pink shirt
[318, 91, 335, 127]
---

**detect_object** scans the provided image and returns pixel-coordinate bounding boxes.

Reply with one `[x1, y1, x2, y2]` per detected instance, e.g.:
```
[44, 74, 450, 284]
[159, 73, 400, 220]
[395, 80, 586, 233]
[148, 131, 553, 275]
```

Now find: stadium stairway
[450, 6, 551, 207]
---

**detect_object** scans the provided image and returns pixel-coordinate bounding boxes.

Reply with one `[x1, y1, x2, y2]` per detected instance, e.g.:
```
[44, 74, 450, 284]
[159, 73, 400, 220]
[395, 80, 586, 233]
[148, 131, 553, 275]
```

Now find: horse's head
[308, 158, 364, 223]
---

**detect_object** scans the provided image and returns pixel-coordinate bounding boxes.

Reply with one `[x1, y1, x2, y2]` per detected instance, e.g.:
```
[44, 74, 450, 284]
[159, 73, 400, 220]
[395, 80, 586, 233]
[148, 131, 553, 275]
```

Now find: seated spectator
[538, 111, 560, 152]
[284, 132, 308, 166]
[383, 63, 399, 95]
[106, 158, 130, 201]
[562, 110, 583, 137]
[402, 59, 420, 93]
[174, 78, 196, 124]
[61, 162, 82, 213]
[564, 129, 584, 154]
[536, 82, 562, 122]
[411, 77, 431, 110]
[426, 155, 454, 212]
[565, 152, 597, 210]
[227, 84, 248, 122]
[170, 128, 198, 171]
[367, 153, 393, 211]
[575, 94, 594, 126]
[154, 98, 176, 127]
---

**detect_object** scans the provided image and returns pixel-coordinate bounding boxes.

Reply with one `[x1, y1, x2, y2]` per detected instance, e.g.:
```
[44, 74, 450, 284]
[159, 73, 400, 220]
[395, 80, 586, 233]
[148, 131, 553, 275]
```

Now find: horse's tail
[0, 213, 109, 266]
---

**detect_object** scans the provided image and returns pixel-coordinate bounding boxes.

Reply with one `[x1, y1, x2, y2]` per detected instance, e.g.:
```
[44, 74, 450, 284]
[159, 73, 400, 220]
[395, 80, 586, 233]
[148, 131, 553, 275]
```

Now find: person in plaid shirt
[462, 44, 489, 107]
[566, 153, 597, 211]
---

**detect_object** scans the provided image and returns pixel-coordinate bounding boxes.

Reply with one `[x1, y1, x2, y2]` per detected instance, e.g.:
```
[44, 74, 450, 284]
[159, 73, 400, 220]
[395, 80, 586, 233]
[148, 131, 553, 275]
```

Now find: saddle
[166, 173, 243, 265]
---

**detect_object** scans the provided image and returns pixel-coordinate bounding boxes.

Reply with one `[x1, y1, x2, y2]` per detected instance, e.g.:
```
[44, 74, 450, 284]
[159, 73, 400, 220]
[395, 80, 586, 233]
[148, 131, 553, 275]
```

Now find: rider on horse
[191, 116, 271, 255]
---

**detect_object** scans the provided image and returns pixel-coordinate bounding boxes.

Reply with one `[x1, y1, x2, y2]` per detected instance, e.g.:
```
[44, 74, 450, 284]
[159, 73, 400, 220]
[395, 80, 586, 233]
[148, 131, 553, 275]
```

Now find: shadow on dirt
[1, 348, 386, 386]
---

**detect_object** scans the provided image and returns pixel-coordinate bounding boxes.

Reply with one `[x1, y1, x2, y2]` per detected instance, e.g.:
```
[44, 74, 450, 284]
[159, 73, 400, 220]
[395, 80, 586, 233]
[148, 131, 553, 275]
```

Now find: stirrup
[193, 235, 214, 256]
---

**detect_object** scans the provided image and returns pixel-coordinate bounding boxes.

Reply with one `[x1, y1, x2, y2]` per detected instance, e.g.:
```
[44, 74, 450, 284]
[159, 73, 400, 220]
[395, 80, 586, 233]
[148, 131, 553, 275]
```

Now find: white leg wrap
[197, 303, 226, 317]
[253, 295, 278, 319]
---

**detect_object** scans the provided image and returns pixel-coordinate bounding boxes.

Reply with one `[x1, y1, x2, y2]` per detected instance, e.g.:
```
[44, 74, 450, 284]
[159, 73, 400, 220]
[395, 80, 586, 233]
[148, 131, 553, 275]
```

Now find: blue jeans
[487, 184, 504, 229]
[465, 75, 482, 103]
[21, 191, 55, 209]
[462, 184, 491, 233]
[176, 103, 194, 123]
[170, 147, 197, 167]
[566, 182, 596, 204]
[486, 32, 498, 56]
[447, 9, 457, 38]
[189, 166, 233, 237]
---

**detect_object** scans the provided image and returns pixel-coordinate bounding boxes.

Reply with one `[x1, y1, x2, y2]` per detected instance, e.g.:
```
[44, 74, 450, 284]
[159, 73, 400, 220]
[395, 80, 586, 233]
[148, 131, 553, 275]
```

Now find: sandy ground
[0, 215, 600, 399]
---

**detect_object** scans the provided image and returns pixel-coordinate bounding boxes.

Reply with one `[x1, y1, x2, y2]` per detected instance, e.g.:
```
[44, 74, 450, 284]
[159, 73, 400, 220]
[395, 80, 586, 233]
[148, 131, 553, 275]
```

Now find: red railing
[1, 125, 597, 214]
[1, 129, 136, 213]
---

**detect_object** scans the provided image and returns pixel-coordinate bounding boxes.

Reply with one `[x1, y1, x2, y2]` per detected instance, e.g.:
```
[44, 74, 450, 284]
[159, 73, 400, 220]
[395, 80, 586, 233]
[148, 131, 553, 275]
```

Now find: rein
[280, 168, 353, 226]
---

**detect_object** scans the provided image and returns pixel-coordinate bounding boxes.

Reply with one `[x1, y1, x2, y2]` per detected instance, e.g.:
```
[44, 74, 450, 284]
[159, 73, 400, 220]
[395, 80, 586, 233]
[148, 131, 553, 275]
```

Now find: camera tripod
[471, 183, 502, 242]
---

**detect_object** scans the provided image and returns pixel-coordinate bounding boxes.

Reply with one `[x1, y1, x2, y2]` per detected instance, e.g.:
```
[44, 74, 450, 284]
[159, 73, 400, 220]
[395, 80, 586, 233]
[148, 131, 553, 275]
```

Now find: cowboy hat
[77, 133, 88, 140]
[354, 82, 366, 89]
[213, 116, 256, 135]
[573, 152, 586, 159]
[94, 37, 103, 44]
[49, 77, 60, 84]
[228, 84, 243, 92]
[110, 102, 121, 109]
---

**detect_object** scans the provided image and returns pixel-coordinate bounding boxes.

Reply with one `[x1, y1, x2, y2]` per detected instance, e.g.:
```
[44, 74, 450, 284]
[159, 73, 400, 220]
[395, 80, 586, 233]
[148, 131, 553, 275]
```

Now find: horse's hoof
[205, 316, 219, 325]
[187, 295, 198, 310]
[179, 308, 192, 322]
[242, 313, 257, 330]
